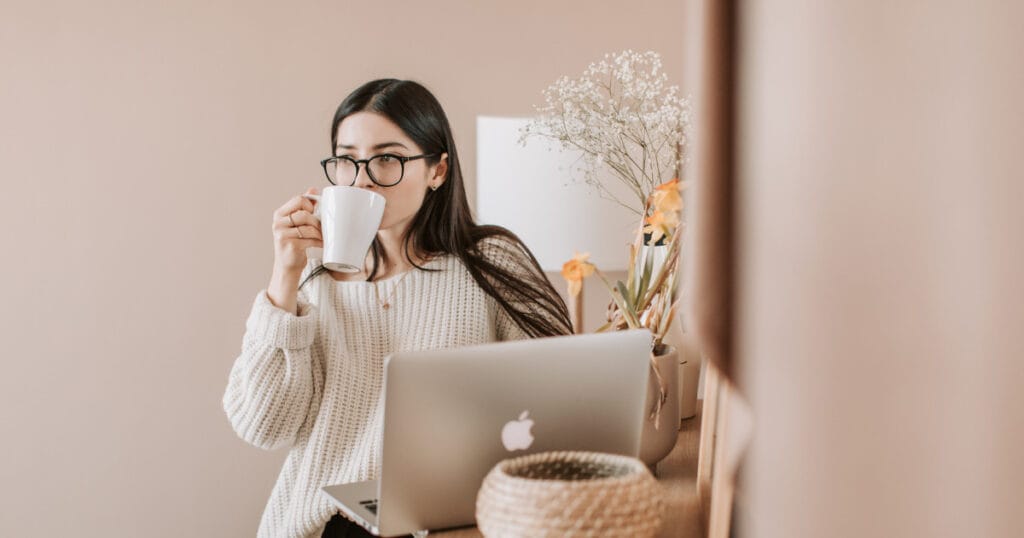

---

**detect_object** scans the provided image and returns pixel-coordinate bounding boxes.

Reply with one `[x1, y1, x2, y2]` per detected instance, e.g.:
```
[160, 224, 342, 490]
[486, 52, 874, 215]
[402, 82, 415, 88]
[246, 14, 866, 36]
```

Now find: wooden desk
[434, 407, 704, 538]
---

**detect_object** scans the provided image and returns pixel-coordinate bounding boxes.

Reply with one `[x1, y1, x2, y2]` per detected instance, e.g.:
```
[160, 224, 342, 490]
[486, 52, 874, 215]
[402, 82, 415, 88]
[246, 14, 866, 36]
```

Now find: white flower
[524, 50, 692, 214]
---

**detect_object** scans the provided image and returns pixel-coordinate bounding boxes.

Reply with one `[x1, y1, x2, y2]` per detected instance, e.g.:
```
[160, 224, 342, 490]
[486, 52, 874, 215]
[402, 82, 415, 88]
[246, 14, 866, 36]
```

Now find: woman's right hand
[267, 187, 323, 313]
[272, 187, 324, 274]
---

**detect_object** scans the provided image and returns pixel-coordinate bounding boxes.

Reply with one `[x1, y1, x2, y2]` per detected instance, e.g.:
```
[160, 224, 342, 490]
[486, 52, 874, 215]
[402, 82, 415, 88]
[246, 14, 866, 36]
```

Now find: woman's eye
[378, 154, 397, 162]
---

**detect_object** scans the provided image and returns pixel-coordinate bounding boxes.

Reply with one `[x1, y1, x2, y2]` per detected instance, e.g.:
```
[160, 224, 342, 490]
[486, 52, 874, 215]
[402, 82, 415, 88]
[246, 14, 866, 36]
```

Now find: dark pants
[321, 513, 377, 538]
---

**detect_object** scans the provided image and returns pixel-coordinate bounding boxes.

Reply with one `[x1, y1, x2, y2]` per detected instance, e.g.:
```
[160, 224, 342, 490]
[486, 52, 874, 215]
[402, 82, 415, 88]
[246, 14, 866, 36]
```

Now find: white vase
[662, 317, 701, 421]
[678, 340, 701, 420]
[638, 346, 680, 467]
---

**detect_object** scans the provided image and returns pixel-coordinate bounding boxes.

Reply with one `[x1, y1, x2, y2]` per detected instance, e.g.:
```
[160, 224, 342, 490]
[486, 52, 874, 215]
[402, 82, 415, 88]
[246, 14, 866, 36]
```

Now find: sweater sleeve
[222, 289, 318, 450]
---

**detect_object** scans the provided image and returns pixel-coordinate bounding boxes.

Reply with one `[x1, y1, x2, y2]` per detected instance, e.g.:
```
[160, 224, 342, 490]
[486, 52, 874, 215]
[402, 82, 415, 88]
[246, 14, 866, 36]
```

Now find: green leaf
[637, 246, 654, 300]
[616, 280, 635, 311]
[609, 283, 640, 328]
[626, 244, 637, 298]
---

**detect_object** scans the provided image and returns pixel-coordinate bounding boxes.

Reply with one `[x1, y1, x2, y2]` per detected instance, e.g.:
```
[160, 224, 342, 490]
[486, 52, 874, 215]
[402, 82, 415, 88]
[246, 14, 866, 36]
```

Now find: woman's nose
[353, 164, 376, 189]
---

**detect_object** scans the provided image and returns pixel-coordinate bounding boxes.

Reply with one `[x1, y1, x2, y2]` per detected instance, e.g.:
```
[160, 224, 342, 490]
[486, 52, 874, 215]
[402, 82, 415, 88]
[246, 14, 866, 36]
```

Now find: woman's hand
[272, 187, 323, 272]
[267, 187, 323, 313]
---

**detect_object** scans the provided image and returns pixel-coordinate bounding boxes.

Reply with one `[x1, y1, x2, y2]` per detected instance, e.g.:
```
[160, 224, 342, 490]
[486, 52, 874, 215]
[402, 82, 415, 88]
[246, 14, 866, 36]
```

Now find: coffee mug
[302, 186, 386, 273]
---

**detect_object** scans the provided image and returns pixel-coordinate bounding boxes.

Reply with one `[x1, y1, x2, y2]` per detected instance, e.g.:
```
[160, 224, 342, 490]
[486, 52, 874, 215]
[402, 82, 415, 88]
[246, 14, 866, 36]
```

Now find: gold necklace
[372, 269, 413, 310]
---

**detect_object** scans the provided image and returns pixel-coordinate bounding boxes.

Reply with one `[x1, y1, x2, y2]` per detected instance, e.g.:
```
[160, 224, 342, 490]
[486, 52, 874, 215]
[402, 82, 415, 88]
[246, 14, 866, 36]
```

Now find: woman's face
[333, 111, 447, 234]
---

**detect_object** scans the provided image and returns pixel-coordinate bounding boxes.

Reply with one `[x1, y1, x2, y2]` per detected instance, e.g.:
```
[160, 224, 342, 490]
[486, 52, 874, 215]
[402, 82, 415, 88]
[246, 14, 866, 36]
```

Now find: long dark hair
[300, 79, 572, 338]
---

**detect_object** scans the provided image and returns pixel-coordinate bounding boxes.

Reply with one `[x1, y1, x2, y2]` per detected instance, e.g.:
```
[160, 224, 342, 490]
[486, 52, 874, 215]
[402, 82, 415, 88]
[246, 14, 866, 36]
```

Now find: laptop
[321, 329, 653, 537]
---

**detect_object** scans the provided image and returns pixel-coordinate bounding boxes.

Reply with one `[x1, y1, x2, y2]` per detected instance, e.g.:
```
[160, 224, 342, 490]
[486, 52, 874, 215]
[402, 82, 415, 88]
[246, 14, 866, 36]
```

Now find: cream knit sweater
[222, 239, 535, 538]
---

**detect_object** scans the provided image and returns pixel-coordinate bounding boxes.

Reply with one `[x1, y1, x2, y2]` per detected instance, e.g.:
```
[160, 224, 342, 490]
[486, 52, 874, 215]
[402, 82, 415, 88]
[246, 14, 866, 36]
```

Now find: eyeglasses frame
[319, 152, 440, 187]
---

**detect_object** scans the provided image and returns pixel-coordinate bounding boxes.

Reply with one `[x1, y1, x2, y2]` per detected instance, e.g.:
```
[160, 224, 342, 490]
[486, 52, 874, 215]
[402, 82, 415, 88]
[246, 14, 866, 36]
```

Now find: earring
[430, 184, 439, 191]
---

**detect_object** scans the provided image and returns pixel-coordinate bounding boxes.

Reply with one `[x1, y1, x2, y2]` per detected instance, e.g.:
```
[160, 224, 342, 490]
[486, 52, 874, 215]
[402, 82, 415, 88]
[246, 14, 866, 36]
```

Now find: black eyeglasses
[320, 153, 439, 187]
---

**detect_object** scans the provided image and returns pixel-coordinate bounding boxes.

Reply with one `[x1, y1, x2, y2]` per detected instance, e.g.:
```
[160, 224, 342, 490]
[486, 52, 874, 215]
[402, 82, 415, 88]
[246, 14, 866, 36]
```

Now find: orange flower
[643, 209, 680, 244]
[651, 178, 684, 213]
[562, 252, 596, 297]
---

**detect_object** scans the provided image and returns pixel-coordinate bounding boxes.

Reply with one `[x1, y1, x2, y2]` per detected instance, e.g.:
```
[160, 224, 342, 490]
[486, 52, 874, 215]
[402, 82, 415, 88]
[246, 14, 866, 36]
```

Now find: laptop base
[321, 480, 380, 535]
[321, 480, 430, 537]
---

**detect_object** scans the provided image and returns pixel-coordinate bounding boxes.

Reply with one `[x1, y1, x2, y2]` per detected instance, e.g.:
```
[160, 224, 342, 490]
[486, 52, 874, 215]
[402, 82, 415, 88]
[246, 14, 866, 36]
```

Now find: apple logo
[501, 410, 536, 451]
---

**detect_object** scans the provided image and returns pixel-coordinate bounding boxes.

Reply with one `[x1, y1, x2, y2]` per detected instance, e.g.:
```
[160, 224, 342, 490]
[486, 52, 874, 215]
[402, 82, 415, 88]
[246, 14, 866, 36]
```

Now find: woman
[222, 79, 572, 538]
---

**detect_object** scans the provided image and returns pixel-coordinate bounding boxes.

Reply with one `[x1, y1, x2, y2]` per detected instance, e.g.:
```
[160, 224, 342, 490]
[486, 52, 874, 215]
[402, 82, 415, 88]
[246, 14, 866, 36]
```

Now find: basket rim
[491, 450, 651, 486]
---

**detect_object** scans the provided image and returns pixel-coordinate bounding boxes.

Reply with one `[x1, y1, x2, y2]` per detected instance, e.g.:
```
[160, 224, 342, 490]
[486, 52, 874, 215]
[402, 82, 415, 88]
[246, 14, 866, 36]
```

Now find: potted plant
[522, 50, 692, 466]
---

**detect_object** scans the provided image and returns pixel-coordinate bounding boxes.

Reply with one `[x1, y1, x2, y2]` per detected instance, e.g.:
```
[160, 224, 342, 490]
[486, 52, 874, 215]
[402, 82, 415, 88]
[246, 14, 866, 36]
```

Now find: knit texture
[223, 238, 538, 538]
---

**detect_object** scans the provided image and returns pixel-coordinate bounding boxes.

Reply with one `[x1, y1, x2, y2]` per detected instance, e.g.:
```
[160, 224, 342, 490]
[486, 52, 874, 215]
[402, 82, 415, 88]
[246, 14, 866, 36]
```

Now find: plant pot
[638, 345, 680, 467]
[677, 337, 701, 420]
[663, 318, 702, 421]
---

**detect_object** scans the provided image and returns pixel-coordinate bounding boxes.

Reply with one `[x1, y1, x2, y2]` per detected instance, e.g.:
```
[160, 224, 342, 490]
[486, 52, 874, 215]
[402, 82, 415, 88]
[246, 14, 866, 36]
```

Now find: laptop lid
[375, 329, 652, 536]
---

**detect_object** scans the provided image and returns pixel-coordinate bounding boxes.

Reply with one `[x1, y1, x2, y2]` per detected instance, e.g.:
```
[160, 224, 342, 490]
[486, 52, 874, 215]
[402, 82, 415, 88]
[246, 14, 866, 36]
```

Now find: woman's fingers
[282, 223, 323, 241]
[276, 211, 319, 233]
[281, 209, 320, 229]
[273, 226, 323, 247]
[273, 193, 316, 220]
[274, 217, 323, 239]
[274, 210, 322, 239]
[293, 225, 324, 242]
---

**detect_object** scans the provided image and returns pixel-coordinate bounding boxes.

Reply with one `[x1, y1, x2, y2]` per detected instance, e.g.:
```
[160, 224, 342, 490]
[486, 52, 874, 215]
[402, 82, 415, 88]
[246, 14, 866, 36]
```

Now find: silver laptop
[321, 329, 652, 537]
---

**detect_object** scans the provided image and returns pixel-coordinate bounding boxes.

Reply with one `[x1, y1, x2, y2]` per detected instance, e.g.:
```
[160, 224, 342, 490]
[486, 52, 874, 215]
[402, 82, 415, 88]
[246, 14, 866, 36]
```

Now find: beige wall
[737, 1, 1024, 536]
[0, 1, 688, 536]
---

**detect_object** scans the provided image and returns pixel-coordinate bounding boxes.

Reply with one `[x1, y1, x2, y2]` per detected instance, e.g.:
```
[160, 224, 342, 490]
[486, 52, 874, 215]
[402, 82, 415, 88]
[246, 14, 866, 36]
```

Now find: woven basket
[475, 451, 664, 537]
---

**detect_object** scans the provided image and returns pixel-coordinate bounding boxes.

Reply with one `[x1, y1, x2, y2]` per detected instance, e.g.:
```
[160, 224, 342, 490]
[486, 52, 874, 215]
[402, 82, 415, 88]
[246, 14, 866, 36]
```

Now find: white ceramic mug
[302, 186, 386, 273]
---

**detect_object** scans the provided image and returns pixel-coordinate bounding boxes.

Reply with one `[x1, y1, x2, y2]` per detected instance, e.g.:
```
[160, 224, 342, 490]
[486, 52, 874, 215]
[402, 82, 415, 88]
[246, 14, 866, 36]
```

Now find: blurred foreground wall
[736, 2, 1024, 537]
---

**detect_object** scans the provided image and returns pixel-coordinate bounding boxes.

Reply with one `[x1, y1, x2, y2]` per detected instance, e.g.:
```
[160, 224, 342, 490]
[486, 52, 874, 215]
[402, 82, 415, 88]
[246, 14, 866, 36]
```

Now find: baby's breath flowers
[528, 50, 692, 353]
[520, 50, 693, 216]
